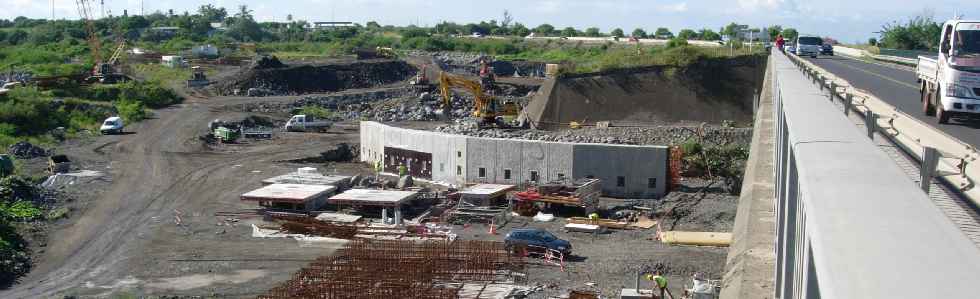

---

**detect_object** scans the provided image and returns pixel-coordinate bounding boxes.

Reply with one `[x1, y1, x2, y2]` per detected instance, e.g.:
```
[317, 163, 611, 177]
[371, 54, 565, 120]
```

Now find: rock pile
[433, 124, 752, 146]
[7, 141, 49, 159]
[217, 60, 415, 96]
[252, 55, 286, 69]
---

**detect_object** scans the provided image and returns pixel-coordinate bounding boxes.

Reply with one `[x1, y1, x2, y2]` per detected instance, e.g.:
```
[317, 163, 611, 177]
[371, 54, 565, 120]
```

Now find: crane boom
[75, 0, 102, 65]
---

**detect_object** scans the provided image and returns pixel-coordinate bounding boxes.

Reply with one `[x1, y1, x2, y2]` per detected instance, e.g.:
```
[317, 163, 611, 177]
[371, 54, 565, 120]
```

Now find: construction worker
[775, 34, 785, 53]
[588, 212, 600, 224]
[644, 270, 672, 299]
[374, 160, 382, 179]
[397, 162, 407, 177]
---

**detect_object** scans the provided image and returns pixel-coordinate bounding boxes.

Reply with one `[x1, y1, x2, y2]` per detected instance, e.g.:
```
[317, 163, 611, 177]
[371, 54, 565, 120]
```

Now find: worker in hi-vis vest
[398, 162, 407, 177]
[644, 270, 672, 299]
[588, 212, 600, 224]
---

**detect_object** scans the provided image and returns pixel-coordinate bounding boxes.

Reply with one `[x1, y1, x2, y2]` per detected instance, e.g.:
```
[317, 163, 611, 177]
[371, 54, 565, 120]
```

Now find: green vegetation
[0, 173, 43, 286]
[500, 43, 762, 74]
[0, 43, 90, 76]
[296, 105, 338, 120]
[0, 87, 118, 148]
[133, 64, 192, 85]
[681, 140, 750, 195]
[115, 99, 147, 123]
[85, 81, 181, 108]
[878, 14, 941, 51]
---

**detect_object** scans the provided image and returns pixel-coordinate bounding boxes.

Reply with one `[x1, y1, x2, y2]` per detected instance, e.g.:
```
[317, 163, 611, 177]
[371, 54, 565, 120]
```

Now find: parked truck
[917, 20, 980, 124]
[284, 115, 333, 132]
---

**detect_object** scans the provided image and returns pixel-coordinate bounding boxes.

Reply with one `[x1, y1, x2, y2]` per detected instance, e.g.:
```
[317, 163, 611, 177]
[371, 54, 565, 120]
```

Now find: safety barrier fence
[769, 50, 978, 299]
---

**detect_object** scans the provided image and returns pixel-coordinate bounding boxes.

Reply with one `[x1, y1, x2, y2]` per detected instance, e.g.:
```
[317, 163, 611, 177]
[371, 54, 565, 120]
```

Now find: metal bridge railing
[769, 50, 979, 299]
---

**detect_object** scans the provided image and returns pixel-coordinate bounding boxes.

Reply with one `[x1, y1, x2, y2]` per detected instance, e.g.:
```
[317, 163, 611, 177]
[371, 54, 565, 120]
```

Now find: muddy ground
[457, 178, 736, 298]
[2, 53, 741, 298]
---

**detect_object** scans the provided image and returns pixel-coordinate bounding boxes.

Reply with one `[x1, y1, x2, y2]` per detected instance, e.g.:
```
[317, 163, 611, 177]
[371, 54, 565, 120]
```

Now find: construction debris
[566, 217, 633, 229]
[514, 179, 601, 212]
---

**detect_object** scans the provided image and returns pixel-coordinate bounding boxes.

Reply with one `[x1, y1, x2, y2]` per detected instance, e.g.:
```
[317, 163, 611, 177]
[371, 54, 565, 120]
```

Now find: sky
[2, 0, 979, 43]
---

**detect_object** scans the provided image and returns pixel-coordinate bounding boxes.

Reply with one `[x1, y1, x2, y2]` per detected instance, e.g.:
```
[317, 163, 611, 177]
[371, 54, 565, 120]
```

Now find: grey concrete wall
[572, 144, 667, 198]
[360, 121, 667, 198]
[720, 54, 776, 299]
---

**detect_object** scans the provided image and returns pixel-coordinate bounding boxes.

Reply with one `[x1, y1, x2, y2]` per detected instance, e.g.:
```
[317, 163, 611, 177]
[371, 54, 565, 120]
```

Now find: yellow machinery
[438, 71, 519, 126]
[376, 47, 396, 58]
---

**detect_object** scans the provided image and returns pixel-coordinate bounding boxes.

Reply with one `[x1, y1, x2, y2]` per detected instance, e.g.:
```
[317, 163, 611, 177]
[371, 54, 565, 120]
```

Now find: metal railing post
[865, 112, 877, 140]
[920, 147, 939, 193]
[829, 82, 837, 102]
[844, 93, 853, 116]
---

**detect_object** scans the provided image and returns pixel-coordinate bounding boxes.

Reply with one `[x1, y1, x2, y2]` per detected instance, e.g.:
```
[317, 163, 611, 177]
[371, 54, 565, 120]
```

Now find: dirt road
[2, 95, 361, 298]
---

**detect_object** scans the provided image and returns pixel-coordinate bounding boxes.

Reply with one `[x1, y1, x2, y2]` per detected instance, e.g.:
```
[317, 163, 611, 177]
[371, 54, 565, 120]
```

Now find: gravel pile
[238, 88, 412, 114]
[433, 124, 752, 146]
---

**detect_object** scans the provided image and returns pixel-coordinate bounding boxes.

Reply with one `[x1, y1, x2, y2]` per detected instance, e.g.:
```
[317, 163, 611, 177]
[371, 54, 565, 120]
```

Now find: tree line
[0, 6, 811, 48]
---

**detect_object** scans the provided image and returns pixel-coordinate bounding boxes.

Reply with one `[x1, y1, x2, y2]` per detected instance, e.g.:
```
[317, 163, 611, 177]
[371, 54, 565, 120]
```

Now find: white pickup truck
[917, 20, 980, 124]
[284, 114, 333, 132]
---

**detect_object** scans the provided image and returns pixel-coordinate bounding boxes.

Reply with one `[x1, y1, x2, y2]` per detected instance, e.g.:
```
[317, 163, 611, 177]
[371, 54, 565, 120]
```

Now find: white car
[100, 117, 124, 135]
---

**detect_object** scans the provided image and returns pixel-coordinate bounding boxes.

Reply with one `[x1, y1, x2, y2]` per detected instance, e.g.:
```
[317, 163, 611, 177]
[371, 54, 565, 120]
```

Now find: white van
[795, 35, 823, 58]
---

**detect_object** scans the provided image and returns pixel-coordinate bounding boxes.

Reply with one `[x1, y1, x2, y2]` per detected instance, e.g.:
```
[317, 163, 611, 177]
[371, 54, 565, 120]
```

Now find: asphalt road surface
[803, 55, 980, 147]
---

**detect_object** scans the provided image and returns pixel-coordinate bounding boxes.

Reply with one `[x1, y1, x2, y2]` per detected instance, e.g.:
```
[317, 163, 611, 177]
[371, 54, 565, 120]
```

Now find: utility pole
[51, 0, 55, 20]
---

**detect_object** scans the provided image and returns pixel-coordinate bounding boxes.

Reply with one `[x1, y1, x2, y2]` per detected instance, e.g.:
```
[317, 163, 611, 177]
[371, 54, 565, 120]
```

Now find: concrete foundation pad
[564, 223, 601, 233]
[621, 288, 657, 299]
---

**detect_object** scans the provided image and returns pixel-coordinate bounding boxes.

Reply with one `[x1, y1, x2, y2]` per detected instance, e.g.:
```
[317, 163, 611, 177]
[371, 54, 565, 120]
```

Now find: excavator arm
[438, 71, 494, 119]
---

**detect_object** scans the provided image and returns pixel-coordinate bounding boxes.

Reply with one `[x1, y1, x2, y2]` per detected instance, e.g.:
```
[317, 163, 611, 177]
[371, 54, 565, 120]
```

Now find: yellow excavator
[438, 71, 519, 127]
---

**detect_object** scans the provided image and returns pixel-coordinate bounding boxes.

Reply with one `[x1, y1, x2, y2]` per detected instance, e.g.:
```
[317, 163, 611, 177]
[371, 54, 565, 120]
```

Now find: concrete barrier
[767, 50, 979, 299]
[833, 46, 918, 66]
[785, 51, 980, 209]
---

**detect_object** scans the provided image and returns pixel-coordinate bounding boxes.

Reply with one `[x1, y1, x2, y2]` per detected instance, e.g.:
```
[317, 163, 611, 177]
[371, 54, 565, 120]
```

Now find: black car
[820, 44, 834, 56]
[504, 228, 572, 255]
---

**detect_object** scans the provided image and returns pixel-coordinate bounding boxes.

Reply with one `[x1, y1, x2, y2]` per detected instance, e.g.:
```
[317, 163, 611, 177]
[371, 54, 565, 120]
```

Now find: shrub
[67, 109, 101, 132]
[296, 105, 337, 119]
[666, 38, 689, 49]
[115, 99, 146, 123]
[86, 81, 181, 108]
[0, 87, 58, 135]
[681, 140, 703, 155]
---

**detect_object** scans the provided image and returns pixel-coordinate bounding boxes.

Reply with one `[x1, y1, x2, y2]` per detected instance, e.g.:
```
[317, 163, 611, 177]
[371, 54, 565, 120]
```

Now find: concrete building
[360, 121, 668, 198]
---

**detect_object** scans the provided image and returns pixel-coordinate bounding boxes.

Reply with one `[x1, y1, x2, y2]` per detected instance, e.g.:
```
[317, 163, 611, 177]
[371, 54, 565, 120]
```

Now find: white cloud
[737, 0, 784, 11]
[660, 2, 688, 13]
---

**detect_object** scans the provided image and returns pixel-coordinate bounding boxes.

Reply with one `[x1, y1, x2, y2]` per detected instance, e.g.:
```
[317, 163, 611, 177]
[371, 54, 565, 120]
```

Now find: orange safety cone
[488, 219, 497, 235]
